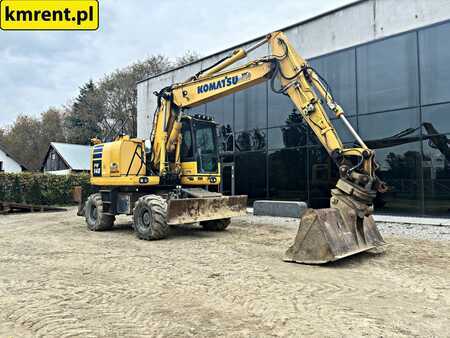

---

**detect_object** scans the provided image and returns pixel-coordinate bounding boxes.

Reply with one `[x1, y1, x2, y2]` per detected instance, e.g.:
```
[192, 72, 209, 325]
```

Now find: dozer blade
[284, 208, 385, 264]
[166, 195, 247, 225]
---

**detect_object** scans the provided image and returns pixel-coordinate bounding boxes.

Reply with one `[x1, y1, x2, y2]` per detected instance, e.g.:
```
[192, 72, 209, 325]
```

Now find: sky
[0, 0, 356, 127]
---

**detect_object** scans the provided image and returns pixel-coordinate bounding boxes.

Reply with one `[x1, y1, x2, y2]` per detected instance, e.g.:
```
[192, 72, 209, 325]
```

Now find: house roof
[46, 142, 91, 171]
[0, 143, 28, 170]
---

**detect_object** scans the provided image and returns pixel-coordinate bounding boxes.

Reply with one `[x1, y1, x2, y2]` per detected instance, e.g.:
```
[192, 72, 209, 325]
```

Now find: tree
[98, 55, 173, 138]
[0, 115, 42, 170]
[41, 108, 65, 144]
[175, 51, 201, 67]
[64, 80, 105, 144]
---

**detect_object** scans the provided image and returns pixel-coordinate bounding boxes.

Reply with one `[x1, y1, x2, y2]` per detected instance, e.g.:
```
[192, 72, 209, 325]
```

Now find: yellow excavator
[83, 31, 387, 264]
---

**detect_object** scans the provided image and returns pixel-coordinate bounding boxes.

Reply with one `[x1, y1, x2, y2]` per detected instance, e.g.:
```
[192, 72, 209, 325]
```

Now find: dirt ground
[0, 208, 449, 338]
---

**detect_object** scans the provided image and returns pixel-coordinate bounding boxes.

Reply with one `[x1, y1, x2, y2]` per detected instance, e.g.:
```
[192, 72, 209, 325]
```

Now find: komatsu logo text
[197, 72, 250, 94]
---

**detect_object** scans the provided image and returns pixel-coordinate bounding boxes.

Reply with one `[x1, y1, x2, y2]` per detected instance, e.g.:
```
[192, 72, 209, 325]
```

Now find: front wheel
[133, 195, 169, 240]
[85, 193, 115, 231]
[200, 218, 231, 231]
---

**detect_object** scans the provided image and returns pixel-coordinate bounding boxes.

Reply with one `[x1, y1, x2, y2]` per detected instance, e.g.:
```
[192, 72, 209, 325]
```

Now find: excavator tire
[200, 218, 231, 231]
[133, 195, 169, 240]
[85, 193, 115, 231]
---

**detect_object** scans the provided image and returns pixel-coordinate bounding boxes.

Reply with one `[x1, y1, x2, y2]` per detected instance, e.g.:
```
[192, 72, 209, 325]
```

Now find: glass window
[309, 48, 357, 116]
[358, 108, 420, 142]
[184, 104, 206, 116]
[235, 128, 266, 152]
[195, 124, 216, 153]
[235, 151, 267, 200]
[357, 32, 419, 114]
[268, 148, 308, 201]
[268, 77, 295, 127]
[181, 122, 193, 160]
[217, 124, 234, 153]
[419, 22, 450, 105]
[194, 123, 218, 173]
[205, 94, 233, 127]
[422, 136, 450, 215]
[422, 103, 450, 136]
[268, 122, 308, 150]
[234, 82, 267, 131]
[372, 142, 422, 214]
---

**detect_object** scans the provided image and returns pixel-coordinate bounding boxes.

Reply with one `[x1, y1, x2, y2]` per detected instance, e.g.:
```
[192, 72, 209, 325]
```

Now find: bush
[0, 172, 96, 206]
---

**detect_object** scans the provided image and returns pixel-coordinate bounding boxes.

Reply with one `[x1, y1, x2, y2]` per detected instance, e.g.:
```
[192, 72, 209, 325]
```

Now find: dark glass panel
[358, 109, 420, 142]
[205, 95, 234, 155]
[180, 121, 194, 161]
[268, 121, 308, 150]
[372, 143, 422, 214]
[217, 124, 234, 154]
[185, 104, 206, 115]
[235, 151, 267, 200]
[357, 32, 419, 114]
[309, 48, 357, 116]
[235, 128, 266, 152]
[419, 22, 450, 105]
[205, 94, 233, 127]
[268, 77, 295, 127]
[422, 103, 450, 136]
[422, 135, 450, 216]
[221, 165, 233, 196]
[268, 147, 308, 201]
[234, 82, 267, 131]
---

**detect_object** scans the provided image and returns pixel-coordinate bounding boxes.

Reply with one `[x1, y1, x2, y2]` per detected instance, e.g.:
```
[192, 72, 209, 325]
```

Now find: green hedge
[0, 173, 96, 206]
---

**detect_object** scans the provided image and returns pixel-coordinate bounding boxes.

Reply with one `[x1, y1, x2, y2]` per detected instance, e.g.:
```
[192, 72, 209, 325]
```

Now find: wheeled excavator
[83, 31, 387, 264]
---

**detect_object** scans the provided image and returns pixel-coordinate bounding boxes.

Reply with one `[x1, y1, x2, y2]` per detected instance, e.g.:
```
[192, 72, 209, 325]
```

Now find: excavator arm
[150, 31, 387, 263]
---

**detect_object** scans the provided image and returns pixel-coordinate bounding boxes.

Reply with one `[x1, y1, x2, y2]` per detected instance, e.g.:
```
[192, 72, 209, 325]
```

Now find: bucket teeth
[284, 208, 385, 264]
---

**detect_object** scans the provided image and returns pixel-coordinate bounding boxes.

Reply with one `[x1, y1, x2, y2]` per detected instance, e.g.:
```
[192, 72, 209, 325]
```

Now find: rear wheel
[133, 195, 169, 240]
[200, 218, 231, 231]
[85, 193, 115, 231]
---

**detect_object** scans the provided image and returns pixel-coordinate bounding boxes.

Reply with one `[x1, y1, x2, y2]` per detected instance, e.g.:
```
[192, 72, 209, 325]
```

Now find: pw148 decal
[197, 72, 251, 94]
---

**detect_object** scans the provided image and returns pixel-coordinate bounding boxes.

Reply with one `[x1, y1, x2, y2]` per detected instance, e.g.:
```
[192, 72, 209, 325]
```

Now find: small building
[0, 143, 28, 173]
[42, 142, 91, 175]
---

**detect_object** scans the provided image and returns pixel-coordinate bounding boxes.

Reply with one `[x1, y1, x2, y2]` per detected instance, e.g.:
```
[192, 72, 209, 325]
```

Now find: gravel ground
[0, 208, 449, 337]
[377, 221, 450, 241]
[247, 214, 450, 241]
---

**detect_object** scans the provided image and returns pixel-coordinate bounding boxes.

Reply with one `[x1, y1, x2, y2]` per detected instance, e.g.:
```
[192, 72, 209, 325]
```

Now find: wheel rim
[138, 209, 152, 232]
[90, 205, 98, 221]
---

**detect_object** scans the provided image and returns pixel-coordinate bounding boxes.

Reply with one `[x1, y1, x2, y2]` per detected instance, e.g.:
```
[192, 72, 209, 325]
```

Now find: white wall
[137, 0, 450, 138]
[0, 148, 22, 173]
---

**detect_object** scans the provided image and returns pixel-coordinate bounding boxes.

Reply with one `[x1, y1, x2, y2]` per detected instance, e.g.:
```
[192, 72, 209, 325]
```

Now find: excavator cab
[180, 115, 220, 176]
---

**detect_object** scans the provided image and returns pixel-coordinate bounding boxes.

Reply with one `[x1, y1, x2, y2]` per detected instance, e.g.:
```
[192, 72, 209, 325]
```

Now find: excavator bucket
[166, 195, 247, 225]
[284, 208, 385, 264]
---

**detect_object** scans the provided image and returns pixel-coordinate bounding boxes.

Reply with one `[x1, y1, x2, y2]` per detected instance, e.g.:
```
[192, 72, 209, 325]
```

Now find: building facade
[137, 0, 450, 216]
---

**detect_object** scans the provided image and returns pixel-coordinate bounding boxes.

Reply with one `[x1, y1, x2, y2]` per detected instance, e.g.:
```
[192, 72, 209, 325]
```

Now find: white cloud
[0, 0, 355, 126]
